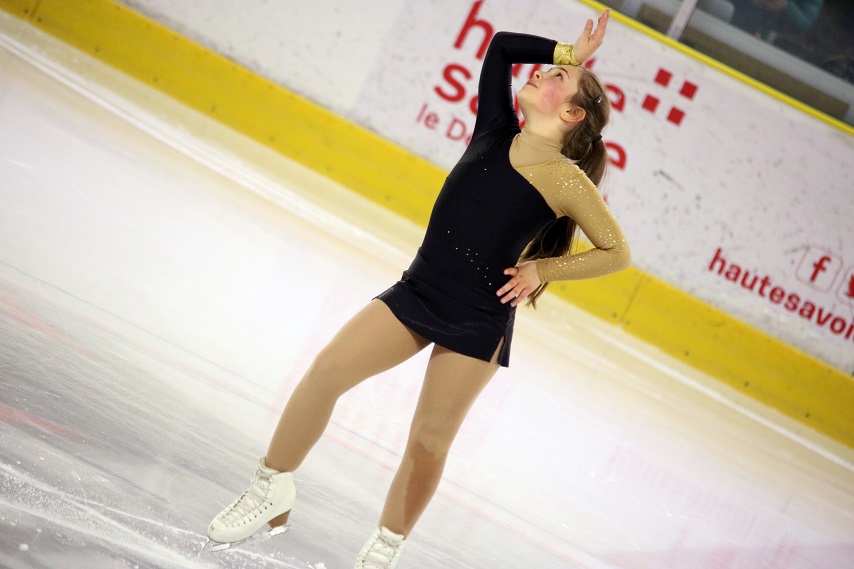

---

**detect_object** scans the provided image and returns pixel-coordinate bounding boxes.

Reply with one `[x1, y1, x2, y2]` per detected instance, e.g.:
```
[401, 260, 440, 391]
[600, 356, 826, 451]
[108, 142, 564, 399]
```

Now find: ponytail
[520, 69, 611, 308]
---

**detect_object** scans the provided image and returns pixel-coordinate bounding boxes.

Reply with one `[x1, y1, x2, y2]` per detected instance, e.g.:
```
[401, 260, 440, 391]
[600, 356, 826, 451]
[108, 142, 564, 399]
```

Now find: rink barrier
[577, 0, 854, 134]
[3, 0, 852, 448]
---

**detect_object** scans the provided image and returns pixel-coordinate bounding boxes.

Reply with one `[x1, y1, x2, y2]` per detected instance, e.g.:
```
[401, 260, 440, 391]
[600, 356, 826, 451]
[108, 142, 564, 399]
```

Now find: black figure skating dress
[376, 32, 630, 367]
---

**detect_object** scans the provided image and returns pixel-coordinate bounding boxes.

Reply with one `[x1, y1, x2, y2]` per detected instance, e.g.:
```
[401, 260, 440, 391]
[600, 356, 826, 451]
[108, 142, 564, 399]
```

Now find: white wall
[118, 0, 854, 373]
[118, 0, 403, 113]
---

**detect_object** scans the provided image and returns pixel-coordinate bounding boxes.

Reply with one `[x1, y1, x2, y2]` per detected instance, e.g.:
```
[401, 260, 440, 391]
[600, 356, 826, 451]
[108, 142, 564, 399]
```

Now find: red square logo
[655, 69, 672, 87]
[642, 95, 660, 113]
[667, 107, 685, 125]
[680, 81, 698, 100]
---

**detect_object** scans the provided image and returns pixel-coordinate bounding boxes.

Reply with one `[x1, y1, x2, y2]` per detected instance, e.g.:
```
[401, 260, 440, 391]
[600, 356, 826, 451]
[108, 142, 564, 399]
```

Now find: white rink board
[116, 0, 854, 372]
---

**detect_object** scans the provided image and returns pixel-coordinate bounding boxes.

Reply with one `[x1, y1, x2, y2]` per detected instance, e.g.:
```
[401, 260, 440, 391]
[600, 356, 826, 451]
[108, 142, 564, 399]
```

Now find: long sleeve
[472, 32, 557, 139]
[515, 159, 631, 282]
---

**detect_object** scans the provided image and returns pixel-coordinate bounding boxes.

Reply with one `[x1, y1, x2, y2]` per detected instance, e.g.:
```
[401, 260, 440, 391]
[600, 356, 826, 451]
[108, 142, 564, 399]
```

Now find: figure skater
[208, 10, 629, 568]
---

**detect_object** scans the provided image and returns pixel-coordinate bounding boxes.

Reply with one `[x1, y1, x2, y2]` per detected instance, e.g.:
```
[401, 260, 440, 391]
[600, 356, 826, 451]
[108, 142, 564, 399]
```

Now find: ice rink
[1, 14, 853, 569]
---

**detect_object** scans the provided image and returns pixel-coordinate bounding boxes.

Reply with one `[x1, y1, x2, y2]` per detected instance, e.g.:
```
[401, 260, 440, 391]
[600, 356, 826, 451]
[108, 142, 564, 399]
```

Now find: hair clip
[594, 93, 604, 104]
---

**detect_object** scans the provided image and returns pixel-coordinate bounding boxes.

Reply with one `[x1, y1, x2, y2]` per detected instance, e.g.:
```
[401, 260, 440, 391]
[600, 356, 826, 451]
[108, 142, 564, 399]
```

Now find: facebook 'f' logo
[796, 247, 842, 292]
[811, 256, 832, 282]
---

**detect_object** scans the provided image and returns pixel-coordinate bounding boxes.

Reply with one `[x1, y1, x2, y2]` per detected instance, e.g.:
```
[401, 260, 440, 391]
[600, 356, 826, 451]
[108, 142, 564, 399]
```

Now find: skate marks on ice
[0, 395, 299, 568]
[1, 434, 340, 569]
[0, 275, 302, 569]
[0, 463, 299, 569]
[1, 462, 201, 568]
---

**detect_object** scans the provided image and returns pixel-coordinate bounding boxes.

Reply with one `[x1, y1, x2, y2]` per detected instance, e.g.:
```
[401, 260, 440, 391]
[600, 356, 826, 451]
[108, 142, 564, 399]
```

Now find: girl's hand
[497, 262, 541, 307]
[573, 10, 610, 64]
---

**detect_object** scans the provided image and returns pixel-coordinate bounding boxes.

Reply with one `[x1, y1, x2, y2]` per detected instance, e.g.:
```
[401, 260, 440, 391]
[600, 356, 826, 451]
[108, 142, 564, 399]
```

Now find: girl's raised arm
[472, 31, 557, 139]
[472, 11, 610, 139]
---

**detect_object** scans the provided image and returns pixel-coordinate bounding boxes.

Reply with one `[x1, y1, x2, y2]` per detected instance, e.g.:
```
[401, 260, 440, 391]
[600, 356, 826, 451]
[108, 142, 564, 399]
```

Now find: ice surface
[1, 12, 853, 569]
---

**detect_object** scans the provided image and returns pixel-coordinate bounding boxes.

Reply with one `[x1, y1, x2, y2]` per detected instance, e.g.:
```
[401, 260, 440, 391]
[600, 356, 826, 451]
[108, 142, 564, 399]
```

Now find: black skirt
[374, 251, 515, 367]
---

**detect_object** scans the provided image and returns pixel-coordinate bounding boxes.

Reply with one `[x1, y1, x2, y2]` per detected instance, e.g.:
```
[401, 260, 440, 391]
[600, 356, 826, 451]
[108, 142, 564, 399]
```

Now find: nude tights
[264, 299, 500, 537]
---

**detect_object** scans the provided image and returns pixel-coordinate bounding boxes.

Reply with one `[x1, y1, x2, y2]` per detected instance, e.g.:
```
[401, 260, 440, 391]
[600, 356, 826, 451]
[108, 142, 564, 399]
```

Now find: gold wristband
[554, 42, 580, 66]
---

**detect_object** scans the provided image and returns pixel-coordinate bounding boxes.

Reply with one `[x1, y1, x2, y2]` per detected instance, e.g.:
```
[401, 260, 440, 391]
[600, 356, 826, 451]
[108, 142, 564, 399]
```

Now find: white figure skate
[354, 526, 406, 569]
[206, 458, 296, 551]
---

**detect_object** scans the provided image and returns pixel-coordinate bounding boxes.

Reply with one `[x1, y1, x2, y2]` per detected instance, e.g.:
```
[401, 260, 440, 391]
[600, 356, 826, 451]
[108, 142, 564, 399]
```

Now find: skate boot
[354, 526, 406, 569]
[207, 458, 296, 546]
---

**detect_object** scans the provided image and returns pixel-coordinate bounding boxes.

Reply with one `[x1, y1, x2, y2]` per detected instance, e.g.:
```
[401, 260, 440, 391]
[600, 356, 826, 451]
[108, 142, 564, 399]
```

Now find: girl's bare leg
[378, 342, 501, 536]
[265, 299, 430, 473]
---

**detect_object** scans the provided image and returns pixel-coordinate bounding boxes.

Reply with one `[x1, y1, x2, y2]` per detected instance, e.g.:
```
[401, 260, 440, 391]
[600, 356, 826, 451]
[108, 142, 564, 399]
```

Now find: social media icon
[837, 267, 854, 307]
[795, 247, 842, 293]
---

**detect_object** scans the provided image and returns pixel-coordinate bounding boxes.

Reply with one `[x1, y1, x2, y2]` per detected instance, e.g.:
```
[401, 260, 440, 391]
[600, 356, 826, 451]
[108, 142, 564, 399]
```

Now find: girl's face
[518, 65, 583, 121]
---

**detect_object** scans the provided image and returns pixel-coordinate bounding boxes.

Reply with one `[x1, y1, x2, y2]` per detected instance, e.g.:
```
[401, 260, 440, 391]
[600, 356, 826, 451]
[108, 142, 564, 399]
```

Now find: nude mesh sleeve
[515, 159, 631, 283]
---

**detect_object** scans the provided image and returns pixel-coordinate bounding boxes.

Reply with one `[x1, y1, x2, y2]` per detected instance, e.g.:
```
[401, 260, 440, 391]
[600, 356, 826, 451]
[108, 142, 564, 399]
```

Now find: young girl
[208, 11, 628, 568]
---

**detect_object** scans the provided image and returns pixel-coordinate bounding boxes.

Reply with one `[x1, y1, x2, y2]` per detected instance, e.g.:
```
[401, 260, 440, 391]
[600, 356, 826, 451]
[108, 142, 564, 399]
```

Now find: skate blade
[207, 541, 233, 552]
[204, 525, 290, 553]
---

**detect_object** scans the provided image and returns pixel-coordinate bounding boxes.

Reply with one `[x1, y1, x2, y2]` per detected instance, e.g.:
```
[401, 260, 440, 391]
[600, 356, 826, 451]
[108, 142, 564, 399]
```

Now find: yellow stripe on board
[577, 0, 854, 137]
[550, 263, 646, 324]
[0, 0, 37, 19]
[2, 0, 852, 446]
[623, 278, 852, 443]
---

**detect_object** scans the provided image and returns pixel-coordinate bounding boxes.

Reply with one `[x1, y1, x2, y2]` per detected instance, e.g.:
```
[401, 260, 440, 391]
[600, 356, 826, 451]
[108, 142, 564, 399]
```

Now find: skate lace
[362, 533, 402, 569]
[221, 468, 271, 524]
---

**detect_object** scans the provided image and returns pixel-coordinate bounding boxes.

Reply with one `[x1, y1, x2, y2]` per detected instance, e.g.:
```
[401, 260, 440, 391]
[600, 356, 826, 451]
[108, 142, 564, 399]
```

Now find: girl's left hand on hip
[497, 262, 541, 307]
